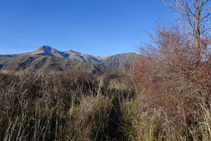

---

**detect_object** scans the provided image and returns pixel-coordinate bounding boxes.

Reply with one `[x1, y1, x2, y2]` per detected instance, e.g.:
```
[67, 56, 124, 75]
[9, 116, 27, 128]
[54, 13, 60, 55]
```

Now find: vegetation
[0, 69, 137, 141]
[161, 0, 211, 64]
[122, 1, 211, 139]
[1, 1, 211, 140]
[2, 24, 211, 140]
[127, 23, 211, 140]
[2, 25, 211, 140]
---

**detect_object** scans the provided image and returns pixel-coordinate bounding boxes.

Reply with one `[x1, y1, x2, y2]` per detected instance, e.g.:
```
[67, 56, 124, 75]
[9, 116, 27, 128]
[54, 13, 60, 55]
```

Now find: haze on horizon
[0, 0, 174, 57]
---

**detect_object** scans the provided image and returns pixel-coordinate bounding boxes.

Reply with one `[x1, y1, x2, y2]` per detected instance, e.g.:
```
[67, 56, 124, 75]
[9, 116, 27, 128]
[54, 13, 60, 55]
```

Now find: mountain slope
[1, 55, 118, 74]
[0, 54, 20, 63]
[101, 53, 141, 69]
[0, 46, 141, 69]
[62, 50, 102, 62]
[28, 46, 140, 68]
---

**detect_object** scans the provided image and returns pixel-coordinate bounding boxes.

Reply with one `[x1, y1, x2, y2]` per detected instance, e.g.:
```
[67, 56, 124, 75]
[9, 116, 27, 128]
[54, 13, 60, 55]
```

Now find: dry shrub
[128, 24, 211, 140]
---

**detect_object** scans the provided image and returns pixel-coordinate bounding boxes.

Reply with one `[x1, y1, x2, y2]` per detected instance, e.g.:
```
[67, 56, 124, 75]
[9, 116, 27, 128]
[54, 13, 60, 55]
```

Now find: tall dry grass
[0, 69, 135, 141]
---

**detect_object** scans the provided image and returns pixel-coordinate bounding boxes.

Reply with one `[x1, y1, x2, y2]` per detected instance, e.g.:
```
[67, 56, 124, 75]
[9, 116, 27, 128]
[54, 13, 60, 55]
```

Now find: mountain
[101, 53, 141, 69]
[62, 50, 102, 62]
[0, 54, 21, 69]
[27, 46, 102, 63]
[0, 55, 117, 74]
[0, 54, 20, 62]
[29, 45, 64, 57]
[0, 46, 141, 70]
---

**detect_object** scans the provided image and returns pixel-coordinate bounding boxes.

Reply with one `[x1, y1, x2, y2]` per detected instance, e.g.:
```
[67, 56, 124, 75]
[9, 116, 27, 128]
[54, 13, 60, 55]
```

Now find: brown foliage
[128, 24, 211, 139]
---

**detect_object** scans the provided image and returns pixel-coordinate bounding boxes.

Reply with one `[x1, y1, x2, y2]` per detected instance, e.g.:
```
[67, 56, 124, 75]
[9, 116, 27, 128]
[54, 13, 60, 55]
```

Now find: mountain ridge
[26, 45, 104, 63]
[0, 45, 141, 72]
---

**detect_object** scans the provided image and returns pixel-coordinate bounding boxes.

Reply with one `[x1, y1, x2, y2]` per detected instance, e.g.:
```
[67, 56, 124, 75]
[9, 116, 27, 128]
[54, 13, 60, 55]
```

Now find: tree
[161, 0, 211, 64]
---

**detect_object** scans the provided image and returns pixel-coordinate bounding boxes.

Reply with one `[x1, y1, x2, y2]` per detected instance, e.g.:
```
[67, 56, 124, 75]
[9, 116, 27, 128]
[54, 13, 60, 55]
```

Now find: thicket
[0, 69, 136, 141]
[128, 24, 211, 140]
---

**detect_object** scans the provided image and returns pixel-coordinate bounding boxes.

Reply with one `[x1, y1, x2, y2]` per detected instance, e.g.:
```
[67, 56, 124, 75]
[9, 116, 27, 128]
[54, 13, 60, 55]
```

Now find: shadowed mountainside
[101, 53, 141, 69]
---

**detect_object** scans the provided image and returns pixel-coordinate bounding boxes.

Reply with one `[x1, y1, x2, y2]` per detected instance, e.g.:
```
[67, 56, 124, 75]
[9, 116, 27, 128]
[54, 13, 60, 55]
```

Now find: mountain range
[0, 46, 140, 73]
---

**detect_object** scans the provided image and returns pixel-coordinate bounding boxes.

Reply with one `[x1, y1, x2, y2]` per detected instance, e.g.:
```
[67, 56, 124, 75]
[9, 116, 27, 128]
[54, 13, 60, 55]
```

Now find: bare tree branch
[161, 0, 211, 64]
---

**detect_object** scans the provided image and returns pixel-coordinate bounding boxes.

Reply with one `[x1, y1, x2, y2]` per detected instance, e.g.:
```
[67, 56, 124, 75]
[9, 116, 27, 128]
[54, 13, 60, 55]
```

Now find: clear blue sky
[0, 0, 174, 57]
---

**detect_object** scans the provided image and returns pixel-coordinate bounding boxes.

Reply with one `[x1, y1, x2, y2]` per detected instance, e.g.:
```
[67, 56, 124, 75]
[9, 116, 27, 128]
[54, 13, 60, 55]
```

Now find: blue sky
[0, 0, 174, 57]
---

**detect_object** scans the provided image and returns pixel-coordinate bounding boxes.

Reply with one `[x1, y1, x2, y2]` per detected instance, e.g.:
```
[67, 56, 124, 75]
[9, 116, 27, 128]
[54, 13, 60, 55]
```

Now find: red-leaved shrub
[128, 24, 211, 128]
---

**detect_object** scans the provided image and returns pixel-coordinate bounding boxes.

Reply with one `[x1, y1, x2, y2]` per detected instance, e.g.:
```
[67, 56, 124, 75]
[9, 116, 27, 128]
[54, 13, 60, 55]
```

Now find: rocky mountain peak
[39, 45, 52, 51]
